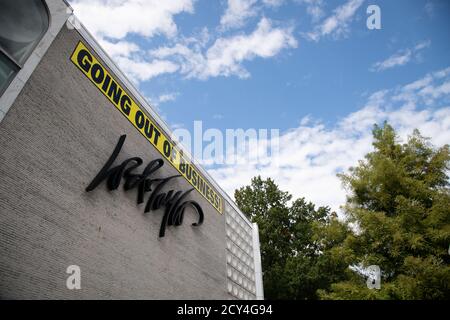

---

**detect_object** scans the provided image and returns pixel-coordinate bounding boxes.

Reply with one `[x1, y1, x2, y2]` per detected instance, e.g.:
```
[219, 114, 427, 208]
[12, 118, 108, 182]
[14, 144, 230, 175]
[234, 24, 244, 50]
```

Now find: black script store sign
[86, 135, 204, 237]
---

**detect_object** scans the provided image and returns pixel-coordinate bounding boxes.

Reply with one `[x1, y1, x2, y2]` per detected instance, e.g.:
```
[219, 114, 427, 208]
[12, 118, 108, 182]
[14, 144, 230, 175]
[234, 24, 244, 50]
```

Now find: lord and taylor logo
[86, 135, 204, 237]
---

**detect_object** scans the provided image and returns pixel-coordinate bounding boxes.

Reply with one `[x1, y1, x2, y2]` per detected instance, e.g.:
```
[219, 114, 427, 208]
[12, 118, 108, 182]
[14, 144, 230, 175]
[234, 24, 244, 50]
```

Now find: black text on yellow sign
[70, 41, 223, 214]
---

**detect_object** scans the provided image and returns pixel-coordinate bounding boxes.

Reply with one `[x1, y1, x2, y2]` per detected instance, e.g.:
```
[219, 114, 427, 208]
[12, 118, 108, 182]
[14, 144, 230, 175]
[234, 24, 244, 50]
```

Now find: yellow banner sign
[71, 41, 223, 214]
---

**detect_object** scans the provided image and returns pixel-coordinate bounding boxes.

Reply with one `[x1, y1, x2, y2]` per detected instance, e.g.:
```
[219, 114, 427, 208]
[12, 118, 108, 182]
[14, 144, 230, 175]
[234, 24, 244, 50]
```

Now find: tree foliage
[235, 123, 450, 300]
[235, 177, 350, 299]
[320, 123, 450, 299]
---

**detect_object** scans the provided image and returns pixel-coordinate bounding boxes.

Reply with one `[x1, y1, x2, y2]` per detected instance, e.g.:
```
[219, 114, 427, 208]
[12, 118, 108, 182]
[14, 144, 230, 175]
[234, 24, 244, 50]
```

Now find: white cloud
[425, 1, 435, 18]
[262, 0, 285, 7]
[372, 51, 412, 71]
[146, 92, 180, 109]
[220, 0, 259, 30]
[370, 40, 431, 72]
[99, 40, 179, 83]
[207, 67, 450, 213]
[206, 18, 297, 78]
[97, 40, 140, 60]
[150, 18, 297, 79]
[296, 0, 325, 22]
[69, 0, 195, 39]
[158, 93, 179, 103]
[393, 67, 450, 107]
[114, 56, 179, 83]
[219, 0, 287, 31]
[305, 0, 364, 41]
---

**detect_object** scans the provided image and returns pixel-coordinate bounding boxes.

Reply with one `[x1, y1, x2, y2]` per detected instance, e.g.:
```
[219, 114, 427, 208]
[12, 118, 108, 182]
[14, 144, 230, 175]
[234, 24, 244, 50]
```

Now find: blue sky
[69, 0, 450, 211]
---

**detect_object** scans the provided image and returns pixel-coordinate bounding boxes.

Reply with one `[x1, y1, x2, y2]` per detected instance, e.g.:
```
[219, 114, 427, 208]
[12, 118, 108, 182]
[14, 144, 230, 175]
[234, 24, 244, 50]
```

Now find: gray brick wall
[0, 26, 228, 299]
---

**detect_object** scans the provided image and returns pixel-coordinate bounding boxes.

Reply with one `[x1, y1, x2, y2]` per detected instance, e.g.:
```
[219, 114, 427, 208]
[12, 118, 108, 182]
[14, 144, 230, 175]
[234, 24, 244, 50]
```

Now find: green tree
[235, 177, 350, 299]
[319, 123, 450, 299]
